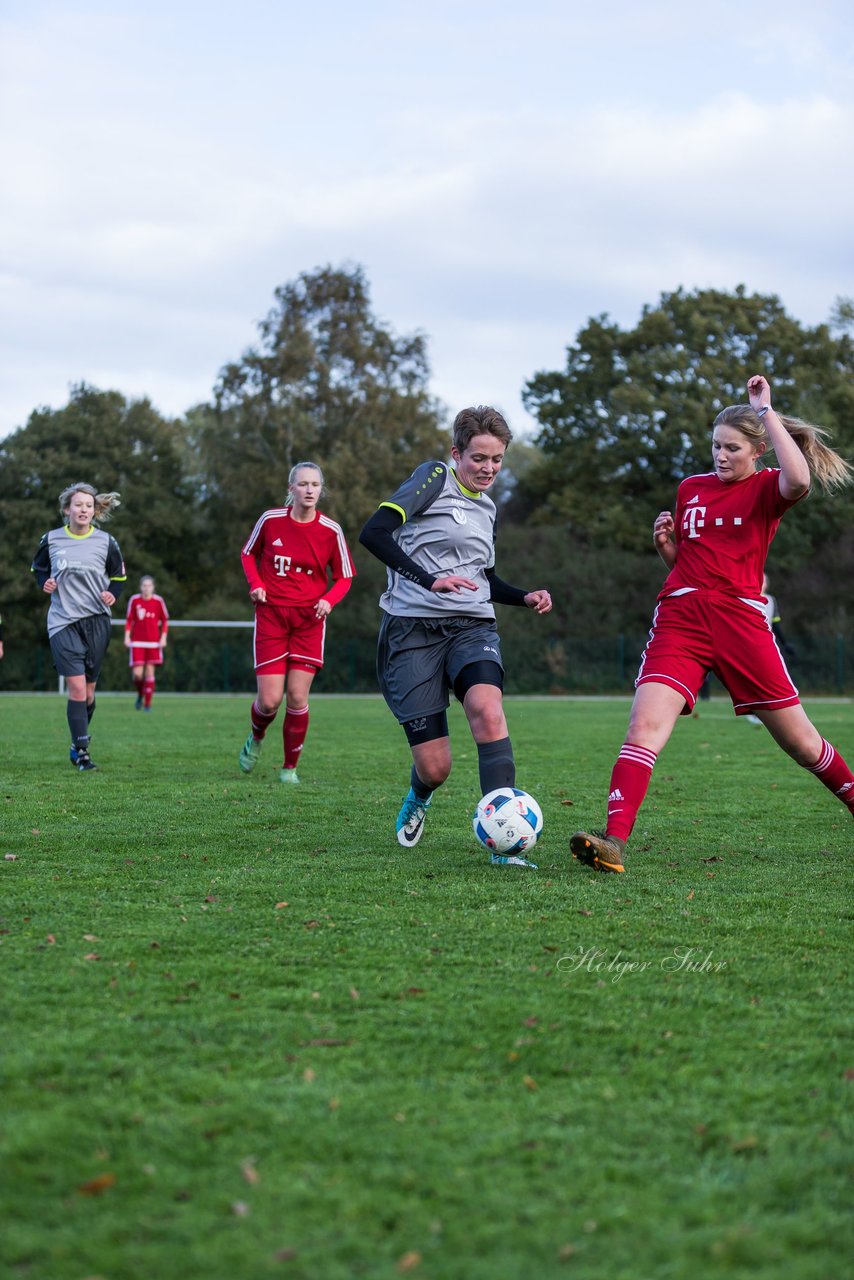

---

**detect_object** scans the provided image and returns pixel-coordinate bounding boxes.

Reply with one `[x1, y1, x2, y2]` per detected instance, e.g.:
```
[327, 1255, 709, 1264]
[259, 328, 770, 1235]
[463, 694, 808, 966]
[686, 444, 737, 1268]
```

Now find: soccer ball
[472, 788, 543, 855]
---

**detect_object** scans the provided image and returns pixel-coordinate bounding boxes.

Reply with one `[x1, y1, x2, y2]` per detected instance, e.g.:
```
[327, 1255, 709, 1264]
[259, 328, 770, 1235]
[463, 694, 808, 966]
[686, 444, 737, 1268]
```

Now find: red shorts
[636, 591, 799, 716]
[128, 644, 163, 667]
[253, 602, 325, 674]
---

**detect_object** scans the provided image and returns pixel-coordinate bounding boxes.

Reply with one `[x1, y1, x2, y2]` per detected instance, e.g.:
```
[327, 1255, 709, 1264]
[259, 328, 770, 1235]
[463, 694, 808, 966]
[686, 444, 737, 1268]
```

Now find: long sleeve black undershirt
[359, 506, 530, 605]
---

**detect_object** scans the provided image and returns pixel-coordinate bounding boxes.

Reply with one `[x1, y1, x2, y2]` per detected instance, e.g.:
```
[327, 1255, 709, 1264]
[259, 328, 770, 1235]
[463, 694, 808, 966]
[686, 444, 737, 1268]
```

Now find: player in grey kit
[360, 405, 552, 866]
[31, 483, 126, 770]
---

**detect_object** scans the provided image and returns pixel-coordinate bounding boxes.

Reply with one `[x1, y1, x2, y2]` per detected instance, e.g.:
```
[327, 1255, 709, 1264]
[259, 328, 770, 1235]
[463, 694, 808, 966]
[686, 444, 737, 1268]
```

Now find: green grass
[1, 693, 852, 1280]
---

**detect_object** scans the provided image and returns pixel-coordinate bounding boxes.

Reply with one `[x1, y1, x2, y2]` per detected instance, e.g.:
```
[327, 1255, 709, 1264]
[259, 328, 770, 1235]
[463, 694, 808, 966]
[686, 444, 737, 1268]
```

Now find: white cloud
[1, 1, 852, 436]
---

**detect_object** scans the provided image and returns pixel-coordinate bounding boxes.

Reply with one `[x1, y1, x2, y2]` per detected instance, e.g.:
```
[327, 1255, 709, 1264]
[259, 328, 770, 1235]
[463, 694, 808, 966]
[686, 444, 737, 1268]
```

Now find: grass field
[1, 693, 852, 1280]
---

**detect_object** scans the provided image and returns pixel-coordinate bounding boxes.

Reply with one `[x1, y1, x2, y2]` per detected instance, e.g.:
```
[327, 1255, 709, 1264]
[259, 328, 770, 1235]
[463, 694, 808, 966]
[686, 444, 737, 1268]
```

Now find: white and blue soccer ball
[472, 788, 544, 855]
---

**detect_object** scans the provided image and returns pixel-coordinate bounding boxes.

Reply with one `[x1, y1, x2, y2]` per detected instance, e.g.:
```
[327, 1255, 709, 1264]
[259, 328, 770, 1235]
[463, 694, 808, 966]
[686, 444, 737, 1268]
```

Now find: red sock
[250, 699, 277, 740]
[283, 705, 309, 769]
[806, 739, 854, 815]
[605, 743, 658, 842]
[143, 677, 155, 708]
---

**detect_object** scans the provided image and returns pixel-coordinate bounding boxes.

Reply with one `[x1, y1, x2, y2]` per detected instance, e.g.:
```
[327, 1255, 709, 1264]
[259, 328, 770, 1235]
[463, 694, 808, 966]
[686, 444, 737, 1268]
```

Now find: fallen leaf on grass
[557, 1243, 577, 1260]
[241, 1158, 260, 1186]
[231, 1200, 251, 1217]
[559, 799, 574, 807]
[303, 1068, 316, 1083]
[77, 1172, 115, 1195]
[397, 1252, 422, 1272]
[46, 934, 56, 944]
[275, 902, 289, 909]
[328, 1097, 340, 1111]
[4, 854, 17, 861]
[522, 1075, 538, 1091]
[274, 1248, 299, 1262]
[350, 987, 360, 1001]
[687, 890, 695, 900]
[82, 953, 100, 961]
[83, 933, 98, 941]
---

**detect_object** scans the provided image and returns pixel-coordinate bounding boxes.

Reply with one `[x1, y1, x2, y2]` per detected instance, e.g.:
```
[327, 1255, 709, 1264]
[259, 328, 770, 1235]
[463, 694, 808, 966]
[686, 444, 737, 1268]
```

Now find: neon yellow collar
[64, 525, 95, 540]
[452, 472, 481, 500]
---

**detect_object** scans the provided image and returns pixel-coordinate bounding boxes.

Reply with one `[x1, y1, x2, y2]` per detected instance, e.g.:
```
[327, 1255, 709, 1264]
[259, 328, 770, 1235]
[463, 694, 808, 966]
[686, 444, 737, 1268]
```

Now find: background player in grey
[31, 483, 126, 771]
[360, 405, 552, 866]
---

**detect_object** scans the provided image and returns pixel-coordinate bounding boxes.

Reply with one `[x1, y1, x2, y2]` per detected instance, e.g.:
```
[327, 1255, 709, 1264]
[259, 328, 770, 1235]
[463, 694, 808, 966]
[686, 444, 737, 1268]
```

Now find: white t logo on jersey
[273, 554, 292, 576]
[683, 506, 706, 538]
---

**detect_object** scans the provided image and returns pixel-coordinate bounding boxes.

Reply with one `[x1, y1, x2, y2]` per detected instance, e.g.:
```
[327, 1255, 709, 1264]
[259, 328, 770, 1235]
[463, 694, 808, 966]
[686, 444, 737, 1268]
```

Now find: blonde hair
[58, 482, 122, 522]
[713, 405, 854, 494]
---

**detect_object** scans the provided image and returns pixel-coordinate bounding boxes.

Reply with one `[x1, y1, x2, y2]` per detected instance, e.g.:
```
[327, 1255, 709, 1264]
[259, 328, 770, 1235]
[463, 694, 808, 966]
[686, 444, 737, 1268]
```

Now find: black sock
[477, 737, 516, 794]
[410, 765, 435, 802]
[67, 700, 89, 749]
[87, 697, 96, 724]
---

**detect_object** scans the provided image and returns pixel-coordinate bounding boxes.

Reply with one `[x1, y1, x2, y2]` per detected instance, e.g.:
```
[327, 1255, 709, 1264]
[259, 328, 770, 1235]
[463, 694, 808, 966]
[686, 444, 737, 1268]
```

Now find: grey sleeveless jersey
[378, 461, 497, 618]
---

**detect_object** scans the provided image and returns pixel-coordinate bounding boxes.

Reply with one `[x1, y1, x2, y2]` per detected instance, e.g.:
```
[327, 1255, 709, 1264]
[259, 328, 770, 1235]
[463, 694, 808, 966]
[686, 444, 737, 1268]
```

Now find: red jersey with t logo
[241, 507, 355, 607]
[125, 594, 169, 644]
[658, 468, 804, 602]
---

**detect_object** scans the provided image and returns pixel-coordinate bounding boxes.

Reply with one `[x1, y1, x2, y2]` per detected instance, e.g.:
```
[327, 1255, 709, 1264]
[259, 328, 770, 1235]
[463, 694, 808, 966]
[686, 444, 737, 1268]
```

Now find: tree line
[1, 267, 852, 692]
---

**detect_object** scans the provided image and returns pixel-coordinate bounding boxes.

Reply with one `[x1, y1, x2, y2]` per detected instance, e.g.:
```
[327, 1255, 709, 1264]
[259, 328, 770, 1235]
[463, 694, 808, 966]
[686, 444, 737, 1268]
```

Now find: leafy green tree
[187, 265, 448, 561]
[518, 287, 854, 635]
[0, 384, 207, 686]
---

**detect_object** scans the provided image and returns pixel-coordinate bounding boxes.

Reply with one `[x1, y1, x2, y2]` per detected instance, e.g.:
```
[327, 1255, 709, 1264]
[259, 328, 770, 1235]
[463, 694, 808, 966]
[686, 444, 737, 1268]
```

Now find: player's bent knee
[420, 761, 451, 789]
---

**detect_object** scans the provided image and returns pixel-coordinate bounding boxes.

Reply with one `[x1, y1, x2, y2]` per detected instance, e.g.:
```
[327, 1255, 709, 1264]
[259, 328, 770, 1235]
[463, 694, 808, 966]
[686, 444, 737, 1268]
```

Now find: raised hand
[747, 374, 771, 411]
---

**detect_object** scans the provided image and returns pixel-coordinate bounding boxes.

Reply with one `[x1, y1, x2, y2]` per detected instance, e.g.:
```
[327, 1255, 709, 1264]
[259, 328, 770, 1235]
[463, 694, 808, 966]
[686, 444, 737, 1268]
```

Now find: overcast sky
[1, 0, 852, 439]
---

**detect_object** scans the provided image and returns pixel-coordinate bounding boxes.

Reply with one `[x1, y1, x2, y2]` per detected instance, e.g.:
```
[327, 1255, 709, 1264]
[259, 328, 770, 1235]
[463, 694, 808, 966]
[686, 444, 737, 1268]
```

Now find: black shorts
[377, 614, 505, 723]
[49, 615, 112, 681]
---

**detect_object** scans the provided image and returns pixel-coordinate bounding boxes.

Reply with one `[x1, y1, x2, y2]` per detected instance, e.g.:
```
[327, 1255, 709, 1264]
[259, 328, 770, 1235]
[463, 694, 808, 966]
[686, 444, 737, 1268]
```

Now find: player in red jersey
[238, 461, 355, 783]
[124, 575, 169, 711]
[571, 374, 854, 872]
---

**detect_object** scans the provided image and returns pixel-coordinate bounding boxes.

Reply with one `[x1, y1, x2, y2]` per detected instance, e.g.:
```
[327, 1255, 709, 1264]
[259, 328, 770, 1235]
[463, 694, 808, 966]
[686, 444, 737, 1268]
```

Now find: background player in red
[570, 374, 854, 873]
[124, 575, 169, 711]
[238, 461, 355, 783]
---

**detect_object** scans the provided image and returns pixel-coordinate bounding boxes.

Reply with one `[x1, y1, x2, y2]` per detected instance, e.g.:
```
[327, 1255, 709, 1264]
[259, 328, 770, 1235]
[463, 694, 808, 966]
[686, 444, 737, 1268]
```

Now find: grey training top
[378, 461, 497, 619]
[31, 526, 126, 638]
